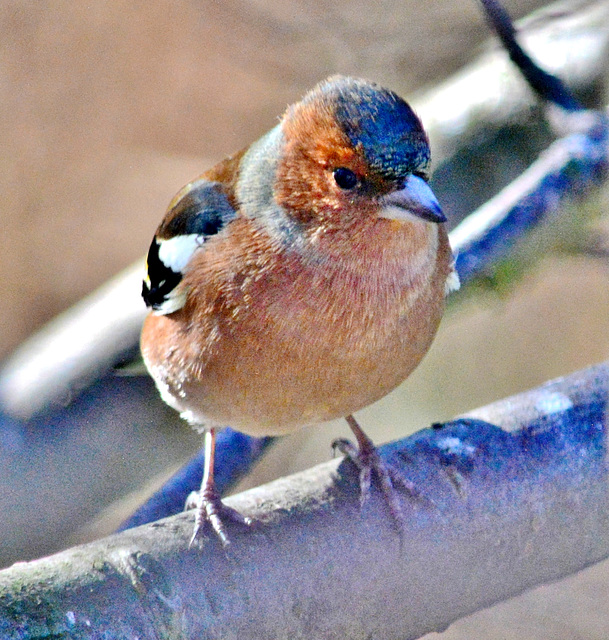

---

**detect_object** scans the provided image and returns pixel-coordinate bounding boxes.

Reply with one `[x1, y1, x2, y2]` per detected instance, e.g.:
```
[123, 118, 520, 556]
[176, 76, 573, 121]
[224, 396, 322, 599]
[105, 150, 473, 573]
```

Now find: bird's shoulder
[142, 151, 246, 314]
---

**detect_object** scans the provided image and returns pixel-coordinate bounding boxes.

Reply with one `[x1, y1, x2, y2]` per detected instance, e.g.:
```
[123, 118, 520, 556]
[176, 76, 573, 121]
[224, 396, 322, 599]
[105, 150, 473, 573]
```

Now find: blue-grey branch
[0, 362, 607, 639]
[450, 108, 609, 283]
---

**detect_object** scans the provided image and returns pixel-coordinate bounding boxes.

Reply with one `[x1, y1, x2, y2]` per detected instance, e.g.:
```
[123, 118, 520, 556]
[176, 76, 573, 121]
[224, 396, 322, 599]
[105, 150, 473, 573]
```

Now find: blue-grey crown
[316, 76, 430, 181]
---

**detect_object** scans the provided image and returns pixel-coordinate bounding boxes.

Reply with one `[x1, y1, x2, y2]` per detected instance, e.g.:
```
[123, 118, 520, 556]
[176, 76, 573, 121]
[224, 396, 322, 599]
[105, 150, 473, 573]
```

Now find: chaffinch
[140, 75, 459, 545]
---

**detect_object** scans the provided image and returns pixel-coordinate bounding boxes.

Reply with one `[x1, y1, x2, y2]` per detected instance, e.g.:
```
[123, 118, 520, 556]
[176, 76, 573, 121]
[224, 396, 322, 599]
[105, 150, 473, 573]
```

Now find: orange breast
[141, 217, 452, 435]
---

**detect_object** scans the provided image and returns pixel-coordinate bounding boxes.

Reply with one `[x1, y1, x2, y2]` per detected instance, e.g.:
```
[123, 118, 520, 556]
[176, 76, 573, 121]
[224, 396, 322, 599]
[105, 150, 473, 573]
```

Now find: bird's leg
[333, 415, 408, 527]
[188, 428, 251, 547]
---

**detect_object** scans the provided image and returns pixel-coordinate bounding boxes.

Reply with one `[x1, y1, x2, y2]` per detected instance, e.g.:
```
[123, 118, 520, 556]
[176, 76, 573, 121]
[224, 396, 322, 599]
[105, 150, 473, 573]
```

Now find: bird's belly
[178, 278, 444, 435]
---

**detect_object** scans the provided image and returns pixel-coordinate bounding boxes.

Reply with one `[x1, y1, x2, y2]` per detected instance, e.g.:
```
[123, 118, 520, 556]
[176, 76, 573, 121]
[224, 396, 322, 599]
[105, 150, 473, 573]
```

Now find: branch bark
[0, 362, 607, 639]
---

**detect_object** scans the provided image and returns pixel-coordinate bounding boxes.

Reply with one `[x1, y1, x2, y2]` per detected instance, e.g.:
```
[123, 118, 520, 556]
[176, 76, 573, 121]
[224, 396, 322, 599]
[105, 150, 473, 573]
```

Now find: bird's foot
[333, 436, 419, 530]
[186, 486, 251, 548]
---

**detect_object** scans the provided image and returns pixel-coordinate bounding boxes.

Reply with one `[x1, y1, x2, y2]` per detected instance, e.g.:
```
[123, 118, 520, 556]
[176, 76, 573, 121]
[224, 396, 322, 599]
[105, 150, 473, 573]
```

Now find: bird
[140, 75, 459, 546]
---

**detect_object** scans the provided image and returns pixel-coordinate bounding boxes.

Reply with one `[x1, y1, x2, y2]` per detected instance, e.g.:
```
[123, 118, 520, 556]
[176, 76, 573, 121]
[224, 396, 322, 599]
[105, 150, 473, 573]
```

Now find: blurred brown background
[2, 0, 609, 638]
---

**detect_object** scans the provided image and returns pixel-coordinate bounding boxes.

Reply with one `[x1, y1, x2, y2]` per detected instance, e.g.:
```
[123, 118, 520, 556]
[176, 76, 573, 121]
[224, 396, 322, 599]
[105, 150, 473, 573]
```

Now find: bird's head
[275, 75, 445, 232]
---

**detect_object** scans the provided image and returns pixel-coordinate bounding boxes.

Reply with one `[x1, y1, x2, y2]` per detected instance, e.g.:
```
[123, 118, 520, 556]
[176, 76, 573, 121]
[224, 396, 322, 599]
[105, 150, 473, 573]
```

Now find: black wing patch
[142, 180, 237, 312]
[142, 238, 184, 310]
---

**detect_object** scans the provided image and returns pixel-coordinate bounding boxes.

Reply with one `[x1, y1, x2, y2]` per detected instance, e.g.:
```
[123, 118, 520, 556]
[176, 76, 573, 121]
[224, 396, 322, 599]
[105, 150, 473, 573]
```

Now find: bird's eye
[333, 167, 358, 190]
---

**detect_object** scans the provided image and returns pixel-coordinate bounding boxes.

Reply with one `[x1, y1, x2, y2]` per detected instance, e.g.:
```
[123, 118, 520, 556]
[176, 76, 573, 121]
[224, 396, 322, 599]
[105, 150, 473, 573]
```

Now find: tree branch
[478, 0, 580, 110]
[451, 107, 609, 282]
[1, 362, 607, 639]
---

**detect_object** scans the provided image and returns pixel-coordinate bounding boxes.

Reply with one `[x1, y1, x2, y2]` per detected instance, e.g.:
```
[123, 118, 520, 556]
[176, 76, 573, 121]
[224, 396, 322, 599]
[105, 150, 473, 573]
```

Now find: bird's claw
[187, 487, 252, 548]
[333, 436, 415, 529]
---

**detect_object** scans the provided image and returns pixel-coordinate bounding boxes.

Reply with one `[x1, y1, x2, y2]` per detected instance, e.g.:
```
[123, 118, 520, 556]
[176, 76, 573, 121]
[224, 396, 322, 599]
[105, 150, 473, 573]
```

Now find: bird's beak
[379, 175, 446, 224]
